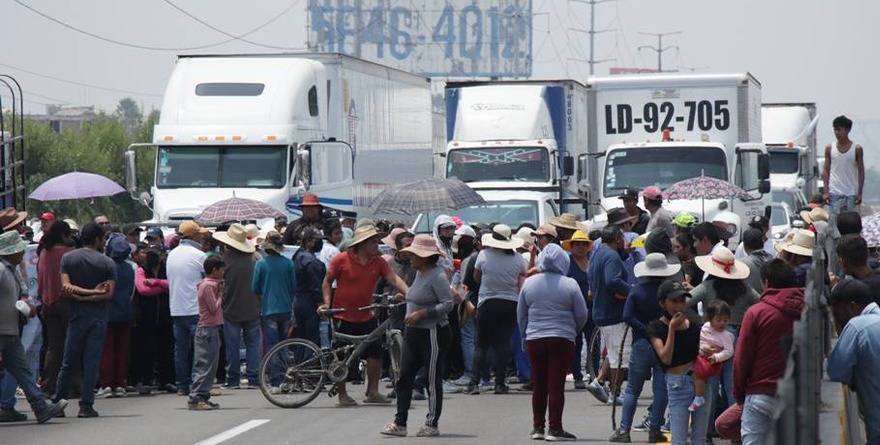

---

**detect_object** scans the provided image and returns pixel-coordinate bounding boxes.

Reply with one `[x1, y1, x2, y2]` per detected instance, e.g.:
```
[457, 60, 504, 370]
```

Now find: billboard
[308, 0, 532, 78]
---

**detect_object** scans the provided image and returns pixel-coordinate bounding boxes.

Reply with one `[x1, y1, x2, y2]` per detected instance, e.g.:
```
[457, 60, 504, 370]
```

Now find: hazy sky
[3, 0, 878, 164]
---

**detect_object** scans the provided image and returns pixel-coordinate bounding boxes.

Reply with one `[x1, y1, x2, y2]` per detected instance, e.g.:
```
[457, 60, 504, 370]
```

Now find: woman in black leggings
[380, 235, 454, 438]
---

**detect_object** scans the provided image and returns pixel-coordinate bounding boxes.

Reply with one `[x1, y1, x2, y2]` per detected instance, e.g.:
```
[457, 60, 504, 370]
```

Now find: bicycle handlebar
[318, 308, 347, 316]
[357, 301, 406, 312]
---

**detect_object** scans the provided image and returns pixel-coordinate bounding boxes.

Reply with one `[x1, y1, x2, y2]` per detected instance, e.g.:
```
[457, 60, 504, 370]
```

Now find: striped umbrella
[369, 178, 485, 215]
[195, 197, 284, 225]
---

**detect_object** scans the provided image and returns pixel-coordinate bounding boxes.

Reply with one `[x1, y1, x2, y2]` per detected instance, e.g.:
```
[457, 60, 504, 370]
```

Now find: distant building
[30, 105, 97, 132]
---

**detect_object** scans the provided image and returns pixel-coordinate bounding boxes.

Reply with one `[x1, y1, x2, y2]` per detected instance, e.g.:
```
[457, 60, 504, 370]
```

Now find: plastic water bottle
[319, 321, 330, 350]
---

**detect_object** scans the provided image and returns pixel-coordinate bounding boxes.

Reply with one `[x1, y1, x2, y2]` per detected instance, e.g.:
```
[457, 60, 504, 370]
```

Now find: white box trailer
[125, 53, 436, 223]
[583, 73, 771, 241]
[762, 102, 819, 197]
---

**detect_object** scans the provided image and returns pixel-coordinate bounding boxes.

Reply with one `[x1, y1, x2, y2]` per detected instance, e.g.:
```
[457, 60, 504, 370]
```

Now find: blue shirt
[623, 280, 663, 342]
[567, 254, 589, 304]
[587, 245, 631, 327]
[828, 302, 880, 441]
[251, 254, 296, 317]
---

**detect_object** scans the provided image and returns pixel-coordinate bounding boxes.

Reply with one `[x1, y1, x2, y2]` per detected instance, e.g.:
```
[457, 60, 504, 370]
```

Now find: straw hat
[515, 227, 535, 251]
[299, 192, 322, 207]
[634, 252, 682, 278]
[562, 230, 592, 250]
[348, 225, 382, 249]
[775, 229, 815, 257]
[694, 247, 750, 280]
[260, 230, 285, 253]
[606, 208, 638, 226]
[0, 208, 27, 231]
[401, 234, 445, 258]
[481, 224, 524, 250]
[178, 220, 208, 238]
[381, 227, 411, 250]
[0, 230, 27, 256]
[458, 300, 476, 323]
[532, 224, 558, 238]
[800, 207, 829, 225]
[213, 223, 256, 253]
[547, 213, 580, 231]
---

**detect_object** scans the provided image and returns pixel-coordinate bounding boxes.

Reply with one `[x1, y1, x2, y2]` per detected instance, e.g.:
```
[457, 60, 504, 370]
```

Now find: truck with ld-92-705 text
[582, 73, 771, 245]
[124, 53, 439, 224]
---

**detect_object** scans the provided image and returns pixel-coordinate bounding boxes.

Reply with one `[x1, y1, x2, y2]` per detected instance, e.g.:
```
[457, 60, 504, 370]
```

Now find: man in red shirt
[321, 225, 409, 407]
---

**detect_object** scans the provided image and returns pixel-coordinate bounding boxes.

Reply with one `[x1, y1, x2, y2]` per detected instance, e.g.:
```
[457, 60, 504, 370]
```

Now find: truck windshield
[447, 147, 550, 183]
[771, 190, 795, 210]
[415, 200, 539, 233]
[769, 150, 800, 174]
[604, 147, 727, 197]
[157, 145, 286, 188]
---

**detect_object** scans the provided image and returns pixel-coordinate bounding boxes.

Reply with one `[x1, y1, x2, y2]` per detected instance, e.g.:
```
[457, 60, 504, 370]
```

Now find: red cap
[299, 193, 321, 207]
[641, 186, 662, 201]
[39, 212, 55, 221]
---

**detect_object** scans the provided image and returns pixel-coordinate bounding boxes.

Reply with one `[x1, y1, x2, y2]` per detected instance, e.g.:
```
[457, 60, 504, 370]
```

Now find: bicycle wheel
[387, 331, 404, 388]
[259, 338, 326, 408]
[585, 327, 604, 380]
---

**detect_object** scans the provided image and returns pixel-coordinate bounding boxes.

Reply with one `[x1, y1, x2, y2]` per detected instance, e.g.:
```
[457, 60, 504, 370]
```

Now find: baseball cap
[672, 213, 697, 228]
[178, 221, 208, 238]
[618, 187, 640, 201]
[748, 215, 770, 230]
[122, 223, 142, 236]
[145, 227, 163, 239]
[39, 212, 55, 221]
[641, 186, 662, 201]
[658, 280, 690, 301]
[829, 279, 873, 306]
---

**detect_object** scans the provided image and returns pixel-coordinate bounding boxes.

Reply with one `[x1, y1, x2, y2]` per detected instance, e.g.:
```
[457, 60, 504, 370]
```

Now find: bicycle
[258, 294, 405, 408]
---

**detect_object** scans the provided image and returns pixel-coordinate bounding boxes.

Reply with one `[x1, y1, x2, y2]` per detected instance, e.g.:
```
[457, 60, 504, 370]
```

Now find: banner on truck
[308, 0, 532, 78]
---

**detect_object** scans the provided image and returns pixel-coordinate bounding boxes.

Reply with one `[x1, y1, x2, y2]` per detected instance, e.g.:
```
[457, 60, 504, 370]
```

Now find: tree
[115, 97, 142, 136]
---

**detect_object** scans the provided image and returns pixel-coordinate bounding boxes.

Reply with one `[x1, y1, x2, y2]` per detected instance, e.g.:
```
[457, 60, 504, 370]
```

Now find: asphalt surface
[0, 379, 845, 445]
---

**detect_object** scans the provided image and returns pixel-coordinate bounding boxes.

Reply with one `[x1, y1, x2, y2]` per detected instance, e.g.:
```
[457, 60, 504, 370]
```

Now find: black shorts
[333, 318, 383, 359]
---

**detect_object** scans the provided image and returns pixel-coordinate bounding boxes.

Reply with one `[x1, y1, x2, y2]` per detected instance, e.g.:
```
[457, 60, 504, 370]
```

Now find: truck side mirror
[562, 155, 574, 177]
[758, 153, 770, 180]
[759, 179, 771, 194]
[124, 150, 137, 195]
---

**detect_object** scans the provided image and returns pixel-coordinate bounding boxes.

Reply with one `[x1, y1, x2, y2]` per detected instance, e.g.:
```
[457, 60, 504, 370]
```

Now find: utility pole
[638, 31, 681, 72]
[571, 0, 615, 75]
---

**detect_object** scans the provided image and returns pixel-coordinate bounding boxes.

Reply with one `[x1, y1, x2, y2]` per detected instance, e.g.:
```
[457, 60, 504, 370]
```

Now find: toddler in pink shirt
[691, 300, 735, 412]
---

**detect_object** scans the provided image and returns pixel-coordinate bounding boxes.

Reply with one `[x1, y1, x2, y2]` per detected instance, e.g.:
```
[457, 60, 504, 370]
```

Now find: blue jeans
[224, 319, 261, 387]
[293, 297, 320, 347]
[621, 339, 667, 432]
[666, 373, 709, 445]
[261, 314, 290, 353]
[0, 336, 48, 413]
[830, 194, 856, 214]
[741, 394, 775, 445]
[511, 327, 531, 381]
[173, 315, 198, 392]
[54, 316, 107, 407]
[460, 317, 476, 376]
[189, 326, 222, 402]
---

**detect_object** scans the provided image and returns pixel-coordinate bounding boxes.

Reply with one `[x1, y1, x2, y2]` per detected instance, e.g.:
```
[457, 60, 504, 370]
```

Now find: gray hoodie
[517, 244, 588, 343]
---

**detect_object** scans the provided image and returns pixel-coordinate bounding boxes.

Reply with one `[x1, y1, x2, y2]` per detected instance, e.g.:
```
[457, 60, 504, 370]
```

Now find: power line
[160, 0, 306, 51]
[638, 31, 681, 72]
[13, 0, 243, 51]
[0, 63, 162, 98]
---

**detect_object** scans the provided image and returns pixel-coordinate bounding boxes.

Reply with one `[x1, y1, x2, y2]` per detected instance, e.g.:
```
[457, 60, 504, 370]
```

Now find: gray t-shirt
[406, 266, 453, 329]
[61, 248, 116, 320]
[0, 263, 23, 335]
[646, 206, 674, 237]
[475, 248, 527, 306]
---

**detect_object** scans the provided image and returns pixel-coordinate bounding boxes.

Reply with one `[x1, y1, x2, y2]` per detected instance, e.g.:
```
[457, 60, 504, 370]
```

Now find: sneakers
[77, 406, 99, 418]
[35, 399, 67, 424]
[647, 431, 668, 443]
[412, 390, 427, 401]
[452, 375, 472, 386]
[177, 389, 190, 396]
[689, 395, 705, 412]
[529, 427, 545, 440]
[632, 416, 650, 432]
[545, 429, 577, 441]
[188, 401, 214, 411]
[442, 381, 462, 394]
[95, 386, 113, 399]
[493, 384, 509, 395]
[519, 381, 533, 391]
[607, 395, 624, 406]
[573, 380, 586, 390]
[363, 393, 392, 404]
[416, 425, 439, 437]
[585, 379, 609, 404]
[660, 420, 670, 433]
[0, 408, 27, 422]
[479, 381, 494, 391]
[113, 387, 128, 398]
[465, 385, 480, 395]
[380, 422, 407, 437]
[608, 428, 631, 443]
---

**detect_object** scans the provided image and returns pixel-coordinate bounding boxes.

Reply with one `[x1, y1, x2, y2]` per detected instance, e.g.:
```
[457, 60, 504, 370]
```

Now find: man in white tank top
[822, 115, 864, 215]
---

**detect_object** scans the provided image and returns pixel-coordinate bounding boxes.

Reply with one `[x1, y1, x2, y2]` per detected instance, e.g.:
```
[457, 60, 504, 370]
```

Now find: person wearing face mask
[432, 215, 457, 277]
[292, 227, 327, 347]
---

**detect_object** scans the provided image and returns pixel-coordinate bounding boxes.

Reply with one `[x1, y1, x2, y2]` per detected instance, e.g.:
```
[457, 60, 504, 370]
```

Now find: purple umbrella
[29, 172, 126, 201]
[195, 197, 284, 225]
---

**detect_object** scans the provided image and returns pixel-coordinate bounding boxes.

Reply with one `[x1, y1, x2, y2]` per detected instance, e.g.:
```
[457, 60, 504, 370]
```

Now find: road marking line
[193, 419, 271, 445]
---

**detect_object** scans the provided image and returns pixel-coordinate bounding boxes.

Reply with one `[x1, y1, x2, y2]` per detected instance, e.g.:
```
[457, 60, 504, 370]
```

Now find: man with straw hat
[253, 231, 296, 354]
[0, 208, 27, 233]
[212, 223, 261, 389]
[288, 192, 325, 245]
[774, 229, 815, 287]
[547, 214, 580, 244]
[0, 230, 68, 423]
[321, 224, 410, 406]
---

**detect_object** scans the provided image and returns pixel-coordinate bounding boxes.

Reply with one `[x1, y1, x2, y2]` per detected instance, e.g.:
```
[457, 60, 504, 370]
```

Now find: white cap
[454, 225, 476, 238]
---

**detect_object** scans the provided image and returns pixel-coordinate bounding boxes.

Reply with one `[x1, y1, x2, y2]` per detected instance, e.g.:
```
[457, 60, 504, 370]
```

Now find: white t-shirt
[828, 141, 859, 197]
[166, 242, 207, 317]
[474, 248, 527, 306]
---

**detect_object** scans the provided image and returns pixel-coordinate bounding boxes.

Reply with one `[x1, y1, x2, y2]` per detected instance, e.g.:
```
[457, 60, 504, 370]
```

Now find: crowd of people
[0, 120, 877, 444]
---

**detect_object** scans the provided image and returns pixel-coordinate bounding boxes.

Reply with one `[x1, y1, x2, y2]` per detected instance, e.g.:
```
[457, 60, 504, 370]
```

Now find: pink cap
[642, 186, 662, 201]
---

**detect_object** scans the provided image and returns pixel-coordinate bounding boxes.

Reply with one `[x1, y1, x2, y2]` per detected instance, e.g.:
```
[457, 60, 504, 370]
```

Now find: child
[188, 255, 225, 411]
[690, 300, 735, 412]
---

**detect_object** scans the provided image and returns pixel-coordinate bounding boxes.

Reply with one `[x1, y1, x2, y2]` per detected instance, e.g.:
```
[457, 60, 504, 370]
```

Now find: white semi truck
[125, 53, 437, 223]
[762, 102, 819, 198]
[411, 80, 588, 232]
[583, 73, 771, 243]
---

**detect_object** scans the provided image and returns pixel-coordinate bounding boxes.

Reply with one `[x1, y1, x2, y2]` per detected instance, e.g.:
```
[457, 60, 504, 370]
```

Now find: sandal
[335, 395, 358, 407]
